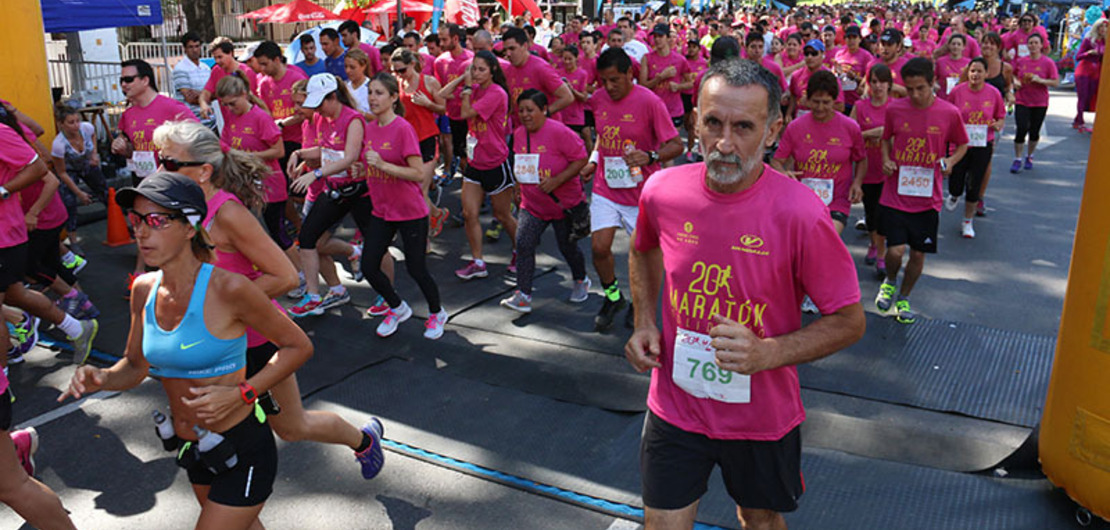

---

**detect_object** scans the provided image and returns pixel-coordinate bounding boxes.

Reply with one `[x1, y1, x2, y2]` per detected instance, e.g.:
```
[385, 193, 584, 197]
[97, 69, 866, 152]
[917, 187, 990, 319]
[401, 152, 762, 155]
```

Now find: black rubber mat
[798, 312, 1053, 427]
[309, 358, 1076, 529]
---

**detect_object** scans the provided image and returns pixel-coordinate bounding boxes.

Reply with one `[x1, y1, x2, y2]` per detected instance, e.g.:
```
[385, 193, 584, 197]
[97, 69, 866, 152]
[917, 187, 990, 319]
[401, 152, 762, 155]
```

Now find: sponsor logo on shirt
[732, 234, 769, 256]
[828, 136, 842, 146]
[927, 125, 942, 135]
[621, 113, 635, 123]
[677, 221, 699, 245]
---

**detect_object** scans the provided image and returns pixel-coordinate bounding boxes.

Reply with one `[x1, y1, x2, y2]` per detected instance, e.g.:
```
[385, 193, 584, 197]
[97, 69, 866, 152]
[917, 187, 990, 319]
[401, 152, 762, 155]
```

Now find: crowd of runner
[0, 3, 1101, 528]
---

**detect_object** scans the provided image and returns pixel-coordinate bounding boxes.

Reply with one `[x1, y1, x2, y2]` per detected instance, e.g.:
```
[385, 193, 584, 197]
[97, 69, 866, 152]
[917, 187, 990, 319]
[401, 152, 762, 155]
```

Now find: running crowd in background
[0, 2, 1103, 528]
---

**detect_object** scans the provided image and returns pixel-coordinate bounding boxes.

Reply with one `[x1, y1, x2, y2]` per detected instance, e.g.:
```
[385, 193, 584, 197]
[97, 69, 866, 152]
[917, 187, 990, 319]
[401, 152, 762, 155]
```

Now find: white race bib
[131, 151, 156, 178]
[840, 74, 858, 92]
[465, 135, 478, 160]
[603, 156, 641, 189]
[802, 177, 834, 206]
[1017, 44, 1030, 58]
[321, 148, 348, 179]
[897, 166, 934, 197]
[672, 328, 751, 403]
[965, 124, 988, 148]
[946, 76, 960, 93]
[513, 153, 540, 184]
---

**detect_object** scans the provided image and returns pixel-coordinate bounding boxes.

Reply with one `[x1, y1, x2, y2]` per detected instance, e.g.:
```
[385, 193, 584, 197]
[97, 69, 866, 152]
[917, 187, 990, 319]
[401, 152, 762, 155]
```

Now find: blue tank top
[143, 263, 247, 379]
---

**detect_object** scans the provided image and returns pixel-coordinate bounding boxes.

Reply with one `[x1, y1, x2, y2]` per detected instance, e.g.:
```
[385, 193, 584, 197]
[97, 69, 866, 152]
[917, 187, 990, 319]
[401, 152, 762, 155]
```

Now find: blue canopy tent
[41, 0, 163, 33]
[40, 0, 172, 96]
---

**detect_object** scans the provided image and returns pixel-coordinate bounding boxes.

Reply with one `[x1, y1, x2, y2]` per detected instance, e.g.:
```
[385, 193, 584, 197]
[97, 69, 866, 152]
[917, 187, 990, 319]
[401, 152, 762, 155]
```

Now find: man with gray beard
[625, 59, 864, 530]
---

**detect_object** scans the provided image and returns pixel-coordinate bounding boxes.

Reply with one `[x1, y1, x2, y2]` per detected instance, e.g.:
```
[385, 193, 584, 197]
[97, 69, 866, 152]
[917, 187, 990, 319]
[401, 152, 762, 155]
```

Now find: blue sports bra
[143, 263, 247, 379]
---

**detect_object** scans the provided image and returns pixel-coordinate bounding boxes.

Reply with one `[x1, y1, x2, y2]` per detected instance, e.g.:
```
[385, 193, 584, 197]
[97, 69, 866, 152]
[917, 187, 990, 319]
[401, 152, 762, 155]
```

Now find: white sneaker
[500, 290, 533, 313]
[945, 194, 961, 212]
[423, 309, 448, 340]
[569, 277, 591, 303]
[376, 301, 412, 337]
[962, 221, 976, 239]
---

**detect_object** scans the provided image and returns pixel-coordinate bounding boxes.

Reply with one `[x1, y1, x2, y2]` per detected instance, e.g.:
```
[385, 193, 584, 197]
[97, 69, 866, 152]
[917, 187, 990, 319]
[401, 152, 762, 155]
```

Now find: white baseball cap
[303, 73, 338, 109]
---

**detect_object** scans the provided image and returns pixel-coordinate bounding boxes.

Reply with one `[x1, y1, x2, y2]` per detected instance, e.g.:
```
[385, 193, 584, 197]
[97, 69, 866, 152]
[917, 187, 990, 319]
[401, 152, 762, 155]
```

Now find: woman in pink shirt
[215, 75, 294, 258]
[439, 51, 516, 281]
[935, 34, 970, 101]
[947, 58, 1006, 239]
[360, 72, 447, 339]
[850, 63, 893, 276]
[777, 33, 806, 79]
[1010, 33, 1059, 173]
[773, 70, 866, 236]
[1073, 19, 1105, 132]
[500, 89, 590, 313]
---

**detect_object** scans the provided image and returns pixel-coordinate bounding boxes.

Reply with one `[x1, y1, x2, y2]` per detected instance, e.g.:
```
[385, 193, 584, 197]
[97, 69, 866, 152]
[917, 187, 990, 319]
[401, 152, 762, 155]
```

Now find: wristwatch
[239, 382, 258, 405]
[313, 168, 324, 179]
[0, 186, 8, 200]
[646, 151, 658, 165]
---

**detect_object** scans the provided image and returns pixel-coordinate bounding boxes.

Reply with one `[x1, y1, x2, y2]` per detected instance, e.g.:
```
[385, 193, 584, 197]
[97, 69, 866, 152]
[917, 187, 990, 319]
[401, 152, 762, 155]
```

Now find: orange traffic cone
[103, 187, 134, 247]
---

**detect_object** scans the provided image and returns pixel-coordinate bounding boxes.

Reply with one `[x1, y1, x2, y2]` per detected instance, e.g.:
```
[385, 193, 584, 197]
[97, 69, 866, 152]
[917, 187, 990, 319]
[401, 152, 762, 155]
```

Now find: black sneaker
[595, 296, 628, 332]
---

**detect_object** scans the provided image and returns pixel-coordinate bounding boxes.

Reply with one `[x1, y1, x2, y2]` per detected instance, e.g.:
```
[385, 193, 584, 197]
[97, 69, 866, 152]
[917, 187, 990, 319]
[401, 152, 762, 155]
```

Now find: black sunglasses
[804, 50, 820, 57]
[161, 157, 207, 172]
[127, 210, 186, 230]
[120, 75, 138, 84]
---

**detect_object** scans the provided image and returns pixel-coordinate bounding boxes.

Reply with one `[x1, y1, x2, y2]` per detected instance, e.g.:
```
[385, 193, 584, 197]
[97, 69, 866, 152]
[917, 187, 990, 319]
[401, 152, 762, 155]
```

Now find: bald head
[473, 29, 494, 51]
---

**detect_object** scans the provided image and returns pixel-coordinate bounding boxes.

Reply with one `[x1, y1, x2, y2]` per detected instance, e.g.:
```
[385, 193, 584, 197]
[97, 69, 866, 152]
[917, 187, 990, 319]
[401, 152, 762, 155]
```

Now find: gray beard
[705, 135, 766, 185]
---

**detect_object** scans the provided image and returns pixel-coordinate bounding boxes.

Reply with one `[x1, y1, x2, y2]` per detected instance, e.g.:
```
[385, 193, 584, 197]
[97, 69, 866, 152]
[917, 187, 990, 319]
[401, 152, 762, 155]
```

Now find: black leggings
[949, 144, 993, 203]
[515, 208, 587, 296]
[1014, 105, 1048, 144]
[449, 119, 469, 160]
[363, 215, 441, 313]
[27, 225, 76, 286]
[298, 192, 374, 251]
[262, 201, 294, 250]
[60, 165, 110, 232]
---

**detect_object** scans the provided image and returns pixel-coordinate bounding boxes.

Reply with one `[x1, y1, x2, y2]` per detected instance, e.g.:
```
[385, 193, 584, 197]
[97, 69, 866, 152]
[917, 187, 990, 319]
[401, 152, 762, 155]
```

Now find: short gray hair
[698, 58, 782, 125]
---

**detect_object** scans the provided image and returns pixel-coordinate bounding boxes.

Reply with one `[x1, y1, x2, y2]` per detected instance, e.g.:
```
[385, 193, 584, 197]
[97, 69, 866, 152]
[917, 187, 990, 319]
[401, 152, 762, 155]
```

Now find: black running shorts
[179, 410, 277, 507]
[878, 205, 939, 254]
[640, 410, 804, 512]
[0, 243, 28, 291]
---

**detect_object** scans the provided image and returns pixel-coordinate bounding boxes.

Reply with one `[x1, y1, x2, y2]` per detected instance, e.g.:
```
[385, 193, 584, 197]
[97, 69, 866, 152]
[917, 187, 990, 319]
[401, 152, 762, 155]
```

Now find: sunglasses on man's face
[128, 210, 186, 230]
[120, 75, 138, 84]
[804, 50, 820, 57]
[160, 157, 207, 172]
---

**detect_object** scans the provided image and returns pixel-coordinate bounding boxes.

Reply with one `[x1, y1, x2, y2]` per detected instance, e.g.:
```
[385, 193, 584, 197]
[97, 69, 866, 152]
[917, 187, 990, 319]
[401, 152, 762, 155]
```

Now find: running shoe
[962, 221, 976, 239]
[500, 290, 533, 313]
[429, 208, 450, 238]
[944, 193, 960, 212]
[62, 254, 88, 275]
[801, 296, 819, 314]
[11, 427, 38, 476]
[1073, 120, 1084, 130]
[366, 295, 390, 317]
[287, 277, 307, 299]
[424, 309, 449, 340]
[595, 296, 628, 332]
[320, 288, 351, 311]
[1009, 159, 1022, 174]
[355, 418, 385, 480]
[6, 345, 23, 366]
[290, 295, 324, 318]
[854, 218, 867, 231]
[376, 302, 412, 337]
[455, 260, 488, 280]
[57, 290, 100, 320]
[875, 281, 896, 314]
[1023, 155, 1034, 170]
[485, 221, 502, 242]
[865, 245, 878, 266]
[14, 313, 39, 355]
[976, 199, 986, 217]
[69, 319, 99, 365]
[895, 298, 917, 324]
[1080, 126, 1094, 134]
[569, 277, 591, 303]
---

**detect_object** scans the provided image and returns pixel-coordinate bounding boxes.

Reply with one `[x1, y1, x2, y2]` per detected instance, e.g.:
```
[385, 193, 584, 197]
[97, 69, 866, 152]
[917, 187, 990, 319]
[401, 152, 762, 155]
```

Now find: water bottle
[152, 410, 179, 451]
[193, 426, 238, 473]
[624, 141, 643, 182]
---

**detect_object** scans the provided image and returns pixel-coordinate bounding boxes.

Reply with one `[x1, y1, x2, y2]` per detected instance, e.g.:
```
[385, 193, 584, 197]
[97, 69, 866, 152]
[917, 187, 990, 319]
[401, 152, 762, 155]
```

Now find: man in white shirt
[171, 31, 213, 127]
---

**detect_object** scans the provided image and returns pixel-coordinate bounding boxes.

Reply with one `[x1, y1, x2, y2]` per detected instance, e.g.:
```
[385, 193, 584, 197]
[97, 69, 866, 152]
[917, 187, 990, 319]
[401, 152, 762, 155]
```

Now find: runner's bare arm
[710, 302, 865, 375]
[625, 245, 664, 372]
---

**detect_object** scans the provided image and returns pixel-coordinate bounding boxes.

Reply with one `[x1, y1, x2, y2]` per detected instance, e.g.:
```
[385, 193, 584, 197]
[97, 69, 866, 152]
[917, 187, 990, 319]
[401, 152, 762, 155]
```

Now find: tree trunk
[183, 0, 217, 42]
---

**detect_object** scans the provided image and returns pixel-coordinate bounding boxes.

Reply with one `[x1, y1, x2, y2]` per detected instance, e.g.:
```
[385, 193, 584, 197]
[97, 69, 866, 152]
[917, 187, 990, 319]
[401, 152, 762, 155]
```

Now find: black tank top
[986, 69, 1007, 96]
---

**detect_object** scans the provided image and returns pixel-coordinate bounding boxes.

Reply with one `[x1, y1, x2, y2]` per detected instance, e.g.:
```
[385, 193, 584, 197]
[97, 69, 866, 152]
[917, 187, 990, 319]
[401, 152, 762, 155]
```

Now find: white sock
[297, 271, 305, 281]
[59, 314, 83, 337]
[474, 258, 486, 267]
[329, 285, 345, 294]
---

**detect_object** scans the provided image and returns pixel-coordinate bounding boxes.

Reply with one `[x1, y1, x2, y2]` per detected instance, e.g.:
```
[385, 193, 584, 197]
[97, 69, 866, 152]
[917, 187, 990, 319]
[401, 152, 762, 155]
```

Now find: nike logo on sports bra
[180, 340, 204, 350]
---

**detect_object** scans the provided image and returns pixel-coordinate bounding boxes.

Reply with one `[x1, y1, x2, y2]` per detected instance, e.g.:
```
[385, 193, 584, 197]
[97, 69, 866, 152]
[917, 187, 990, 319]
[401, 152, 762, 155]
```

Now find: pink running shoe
[11, 427, 38, 476]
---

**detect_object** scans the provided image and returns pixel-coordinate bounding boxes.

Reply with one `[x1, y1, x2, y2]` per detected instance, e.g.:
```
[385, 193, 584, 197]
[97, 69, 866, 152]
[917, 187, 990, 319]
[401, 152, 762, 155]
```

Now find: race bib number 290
[672, 328, 751, 403]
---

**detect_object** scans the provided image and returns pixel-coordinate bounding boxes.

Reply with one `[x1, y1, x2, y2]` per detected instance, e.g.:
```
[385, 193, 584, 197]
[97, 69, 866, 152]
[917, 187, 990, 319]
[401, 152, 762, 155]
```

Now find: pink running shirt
[774, 112, 865, 216]
[880, 97, 969, 213]
[221, 105, 287, 202]
[512, 119, 587, 221]
[587, 85, 678, 206]
[365, 116, 426, 221]
[467, 83, 510, 171]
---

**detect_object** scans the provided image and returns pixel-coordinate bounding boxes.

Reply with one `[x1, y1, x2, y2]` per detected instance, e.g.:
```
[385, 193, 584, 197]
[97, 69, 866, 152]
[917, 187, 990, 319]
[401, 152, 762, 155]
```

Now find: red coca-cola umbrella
[365, 0, 436, 14]
[258, 0, 346, 24]
[336, 6, 367, 25]
[238, 4, 280, 19]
